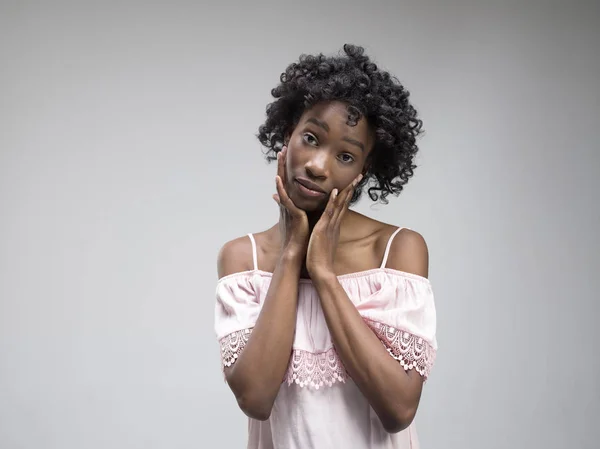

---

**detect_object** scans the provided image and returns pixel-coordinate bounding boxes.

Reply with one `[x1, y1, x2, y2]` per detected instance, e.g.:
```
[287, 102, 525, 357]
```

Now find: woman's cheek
[285, 151, 296, 187]
[339, 174, 356, 191]
[285, 145, 300, 174]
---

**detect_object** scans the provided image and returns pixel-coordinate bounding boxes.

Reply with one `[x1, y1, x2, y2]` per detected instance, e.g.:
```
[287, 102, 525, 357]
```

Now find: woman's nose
[305, 153, 329, 179]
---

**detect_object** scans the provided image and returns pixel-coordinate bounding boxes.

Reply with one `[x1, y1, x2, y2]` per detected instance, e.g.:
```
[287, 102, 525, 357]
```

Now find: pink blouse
[214, 228, 438, 449]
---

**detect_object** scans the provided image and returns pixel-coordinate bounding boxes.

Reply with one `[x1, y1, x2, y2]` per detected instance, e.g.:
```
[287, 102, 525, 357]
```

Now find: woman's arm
[218, 147, 309, 420]
[311, 230, 429, 433]
[218, 239, 303, 421]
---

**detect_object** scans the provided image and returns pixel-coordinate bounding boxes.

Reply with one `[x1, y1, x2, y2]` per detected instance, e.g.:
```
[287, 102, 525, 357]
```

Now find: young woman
[214, 44, 437, 449]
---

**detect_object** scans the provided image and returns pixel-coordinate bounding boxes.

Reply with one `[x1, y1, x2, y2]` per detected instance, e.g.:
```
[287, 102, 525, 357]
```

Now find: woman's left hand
[306, 174, 363, 280]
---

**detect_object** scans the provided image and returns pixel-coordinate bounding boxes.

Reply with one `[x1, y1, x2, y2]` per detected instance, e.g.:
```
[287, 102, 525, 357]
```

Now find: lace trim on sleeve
[219, 321, 436, 387]
[219, 329, 348, 387]
[365, 319, 436, 379]
[219, 328, 252, 369]
[284, 347, 348, 389]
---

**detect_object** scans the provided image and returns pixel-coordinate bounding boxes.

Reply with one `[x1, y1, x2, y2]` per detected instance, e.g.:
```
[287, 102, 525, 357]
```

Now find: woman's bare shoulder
[217, 235, 254, 279]
[384, 227, 429, 278]
[216, 226, 278, 278]
[347, 212, 400, 244]
[348, 212, 428, 277]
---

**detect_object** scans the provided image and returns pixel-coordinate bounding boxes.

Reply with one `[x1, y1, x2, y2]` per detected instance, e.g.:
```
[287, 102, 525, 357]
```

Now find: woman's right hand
[273, 146, 309, 258]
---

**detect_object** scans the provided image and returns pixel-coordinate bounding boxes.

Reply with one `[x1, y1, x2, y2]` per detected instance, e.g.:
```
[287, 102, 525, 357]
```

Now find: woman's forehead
[298, 101, 374, 149]
[300, 102, 369, 132]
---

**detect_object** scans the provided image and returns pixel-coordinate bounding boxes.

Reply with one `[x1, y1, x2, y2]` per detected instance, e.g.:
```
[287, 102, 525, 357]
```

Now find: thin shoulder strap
[247, 233, 258, 271]
[380, 227, 404, 269]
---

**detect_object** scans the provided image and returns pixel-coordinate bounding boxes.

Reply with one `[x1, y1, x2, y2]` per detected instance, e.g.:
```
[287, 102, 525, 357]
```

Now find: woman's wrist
[309, 267, 337, 287]
[279, 245, 305, 267]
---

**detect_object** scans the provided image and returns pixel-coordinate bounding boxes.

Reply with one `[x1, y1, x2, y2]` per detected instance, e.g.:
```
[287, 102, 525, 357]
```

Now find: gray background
[1, 0, 599, 448]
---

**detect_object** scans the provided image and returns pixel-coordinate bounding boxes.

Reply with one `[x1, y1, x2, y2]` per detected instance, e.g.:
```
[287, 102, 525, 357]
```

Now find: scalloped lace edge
[219, 321, 435, 388]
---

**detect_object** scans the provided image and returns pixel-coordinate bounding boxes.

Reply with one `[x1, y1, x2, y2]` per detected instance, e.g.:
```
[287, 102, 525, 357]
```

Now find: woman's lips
[294, 179, 327, 198]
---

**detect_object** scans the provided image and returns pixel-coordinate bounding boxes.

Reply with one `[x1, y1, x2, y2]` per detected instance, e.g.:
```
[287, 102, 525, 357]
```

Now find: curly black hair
[257, 44, 423, 204]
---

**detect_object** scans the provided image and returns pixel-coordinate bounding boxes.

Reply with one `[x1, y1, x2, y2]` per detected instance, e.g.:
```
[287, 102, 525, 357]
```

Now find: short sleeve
[214, 273, 263, 369]
[355, 270, 438, 379]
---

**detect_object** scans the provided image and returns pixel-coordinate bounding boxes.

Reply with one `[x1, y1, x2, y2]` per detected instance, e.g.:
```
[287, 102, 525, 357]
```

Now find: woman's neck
[305, 208, 356, 235]
[306, 211, 323, 232]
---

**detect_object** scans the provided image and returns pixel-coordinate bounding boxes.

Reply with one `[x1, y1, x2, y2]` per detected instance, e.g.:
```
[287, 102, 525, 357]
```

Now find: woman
[214, 44, 437, 449]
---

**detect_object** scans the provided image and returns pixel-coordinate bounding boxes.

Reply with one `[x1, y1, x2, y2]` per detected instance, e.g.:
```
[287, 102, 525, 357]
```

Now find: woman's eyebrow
[305, 117, 365, 151]
[343, 137, 365, 152]
[305, 117, 329, 132]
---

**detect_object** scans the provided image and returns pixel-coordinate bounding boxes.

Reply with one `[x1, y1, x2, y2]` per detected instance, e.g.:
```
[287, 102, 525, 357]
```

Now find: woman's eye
[302, 133, 318, 146]
[339, 153, 355, 163]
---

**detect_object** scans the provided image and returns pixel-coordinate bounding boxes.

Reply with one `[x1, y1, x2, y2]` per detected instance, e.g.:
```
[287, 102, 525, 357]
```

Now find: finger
[335, 190, 352, 225]
[332, 175, 362, 226]
[276, 147, 293, 202]
[320, 188, 338, 224]
[276, 175, 302, 215]
[277, 150, 282, 178]
[277, 146, 287, 184]
[330, 189, 350, 228]
[275, 176, 288, 202]
[346, 174, 362, 204]
[313, 190, 334, 233]
[345, 173, 363, 196]
[281, 146, 288, 185]
[335, 173, 362, 207]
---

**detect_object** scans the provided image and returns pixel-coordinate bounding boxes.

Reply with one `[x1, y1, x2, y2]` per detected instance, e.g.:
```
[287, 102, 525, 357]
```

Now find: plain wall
[1, 1, 599, 448]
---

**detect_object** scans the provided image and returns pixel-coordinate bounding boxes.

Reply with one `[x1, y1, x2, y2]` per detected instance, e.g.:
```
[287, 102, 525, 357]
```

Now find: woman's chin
[289, 192, 327, 213]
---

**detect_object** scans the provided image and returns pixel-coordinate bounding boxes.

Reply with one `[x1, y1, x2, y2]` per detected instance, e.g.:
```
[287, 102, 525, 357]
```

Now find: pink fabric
[214, 267, 437, 449]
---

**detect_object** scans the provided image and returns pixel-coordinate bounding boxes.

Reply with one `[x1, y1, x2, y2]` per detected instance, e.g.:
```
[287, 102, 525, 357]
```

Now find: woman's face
[285, 101, 374, 212]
